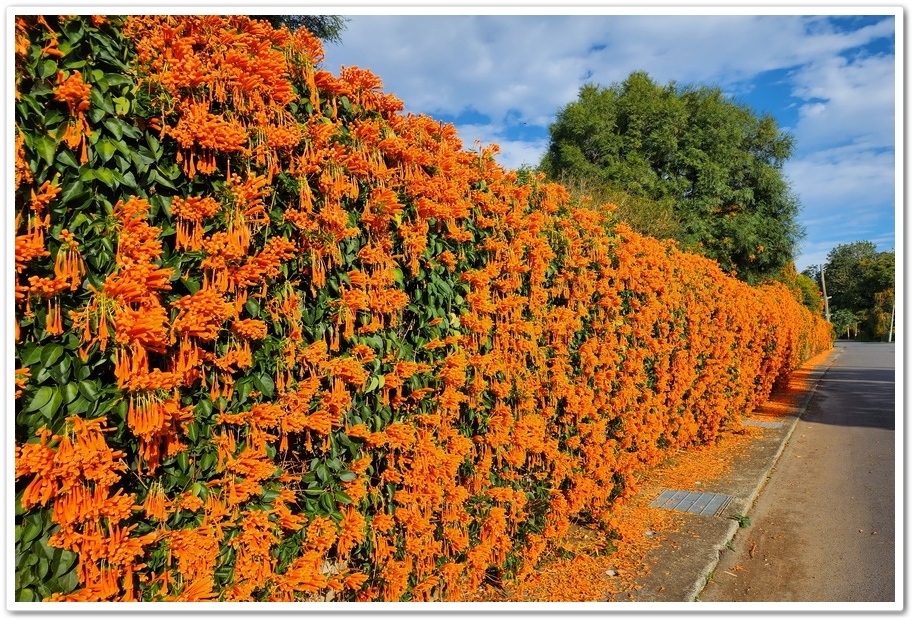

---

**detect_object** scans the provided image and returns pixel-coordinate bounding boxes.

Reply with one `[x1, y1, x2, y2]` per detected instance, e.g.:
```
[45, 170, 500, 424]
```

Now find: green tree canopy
[806, 241, 895, 313]
[805, 241, 895, 340]
[540, 70, 803, 284]
[829, 308, 858, 339]
[252, 15, 349, 42]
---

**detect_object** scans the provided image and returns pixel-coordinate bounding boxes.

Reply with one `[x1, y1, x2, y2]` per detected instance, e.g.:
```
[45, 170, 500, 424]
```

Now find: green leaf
[95, 138, 117, 163]
[103, 117, 125, 140]
[153, 170, 177, 190]
[43, 110, 66, 129]
[112, 96, 131, 116]
[33, 135, 57, 167]
[338, 471, 358, 482]
[104, 73, 133, 88]
[26, 387, 54, 413]
[66, 395, 91, 415]
[181, 277, 201, 295]
[56, 569, 78, 594]
[62, 382, 79, 405]
[89, 87, 114, 115]
[186, 421, 199, 443]
[43, 344, 64, 366]
[62, 18, 86, 42]
[21, 345, 44, 367]
[146, 133, 161, 156]
[20, 520, 42, 545]
[18, 566, 34, 590]
[78, 380, 98, 401]
[234, 377, 253, 401]
[197, 398, 213, 418]
[94, 167, 117, 188]
[37, 59, 58, 79]
[55, 148, 80, 169]
[254, 374, 275, 397]
[53, 548, 77, 577]
[48, 357, 72, 384]
[116, 170, 139, 192]
[38, 389, 63, 419]
[334, 491, 353, 505]
[198, 452, 216, 474]
[36, 557, 50, 582]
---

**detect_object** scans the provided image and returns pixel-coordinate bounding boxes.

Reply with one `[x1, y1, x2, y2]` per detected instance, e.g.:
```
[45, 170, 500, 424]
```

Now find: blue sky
[315, 7, 899, 274]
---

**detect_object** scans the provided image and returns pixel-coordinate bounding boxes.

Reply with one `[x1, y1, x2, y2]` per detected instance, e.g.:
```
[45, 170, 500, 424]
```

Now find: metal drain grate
[649, 489, 733, 517]
[742, 419, 785, 428]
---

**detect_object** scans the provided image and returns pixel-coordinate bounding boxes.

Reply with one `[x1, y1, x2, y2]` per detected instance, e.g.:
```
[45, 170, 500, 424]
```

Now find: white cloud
[786, 143, 895, 267]
[789, 52, 895, 150]
[786, 144, 895, 213]
[324, 15, 891, 125]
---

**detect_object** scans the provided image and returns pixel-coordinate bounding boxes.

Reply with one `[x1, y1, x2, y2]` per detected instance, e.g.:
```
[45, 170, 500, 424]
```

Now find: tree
[774, 262, 825, 316]
[805, 241, 895, 340]
[252, 15, 349, 42]
[766, 261, 826, 320]
[540, 71, 803, 284]
[829, 309, 857, 339]
[794, 272, 825, 316]
[807, 241, 894, 314]
[864, 289, 895, 341]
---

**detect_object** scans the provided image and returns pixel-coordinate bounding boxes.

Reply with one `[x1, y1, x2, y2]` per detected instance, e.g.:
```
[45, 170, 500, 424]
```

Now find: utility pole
[819, 264, 831, 322]
[888, 301, 895, 342]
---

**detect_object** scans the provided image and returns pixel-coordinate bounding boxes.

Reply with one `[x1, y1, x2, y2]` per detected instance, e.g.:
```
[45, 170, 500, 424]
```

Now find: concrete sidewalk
[607, 347, 844, 603]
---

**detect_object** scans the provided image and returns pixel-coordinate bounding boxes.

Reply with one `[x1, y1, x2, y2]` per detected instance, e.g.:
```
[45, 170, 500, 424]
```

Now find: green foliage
[863, 288, 895, 341]
[829, 308, 858, 339]
[769, 263, 824, 317]
[793, 272, 825, 316]
[14, 16, 160, 600]
[540, 70, 803, 284]
[730, 514, 751, 528]
[806, 241, 895, 341]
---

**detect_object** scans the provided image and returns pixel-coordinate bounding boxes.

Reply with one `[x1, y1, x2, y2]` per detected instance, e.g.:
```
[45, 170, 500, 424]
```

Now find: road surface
[699, 341, 897, 603]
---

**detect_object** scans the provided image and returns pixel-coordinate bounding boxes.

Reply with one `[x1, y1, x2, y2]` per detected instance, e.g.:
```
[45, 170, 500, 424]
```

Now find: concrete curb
[684, 346, 845, 602]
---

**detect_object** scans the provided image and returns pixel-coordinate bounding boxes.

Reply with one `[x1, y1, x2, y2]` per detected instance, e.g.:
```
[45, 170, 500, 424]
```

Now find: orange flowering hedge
[13, 15, 833, 602]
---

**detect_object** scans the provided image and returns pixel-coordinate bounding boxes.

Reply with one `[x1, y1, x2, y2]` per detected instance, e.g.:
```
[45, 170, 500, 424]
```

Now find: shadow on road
[801, 364, 896, 431]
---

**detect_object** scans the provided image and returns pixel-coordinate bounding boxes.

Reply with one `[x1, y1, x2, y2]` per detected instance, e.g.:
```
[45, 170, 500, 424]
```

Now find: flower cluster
[14, 15, 833, 604]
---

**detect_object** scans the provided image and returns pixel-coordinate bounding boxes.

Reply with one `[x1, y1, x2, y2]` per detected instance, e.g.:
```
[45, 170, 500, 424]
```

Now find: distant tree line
[805, 241, 895, 341]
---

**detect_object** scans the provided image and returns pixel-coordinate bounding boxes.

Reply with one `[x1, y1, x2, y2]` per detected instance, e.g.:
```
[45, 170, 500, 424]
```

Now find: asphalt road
[699, 341, 897, 603]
